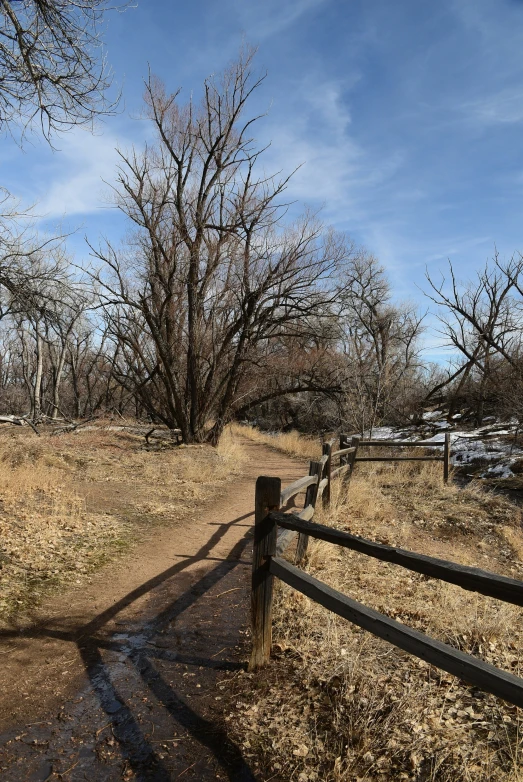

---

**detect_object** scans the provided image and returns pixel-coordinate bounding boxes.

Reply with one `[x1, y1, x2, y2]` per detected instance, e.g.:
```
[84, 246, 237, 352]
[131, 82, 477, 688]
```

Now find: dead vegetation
[0, 423, 244, 620]
[230, 423, 322, 460]
[228, 450, 523, 781]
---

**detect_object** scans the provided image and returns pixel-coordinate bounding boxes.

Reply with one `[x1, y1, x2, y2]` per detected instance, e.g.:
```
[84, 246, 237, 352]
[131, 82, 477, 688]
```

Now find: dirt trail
[0, 439, 305, 781]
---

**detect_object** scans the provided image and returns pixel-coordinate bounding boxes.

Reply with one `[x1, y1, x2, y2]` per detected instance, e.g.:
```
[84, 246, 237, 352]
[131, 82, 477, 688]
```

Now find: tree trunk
[51, 341, 67, 419]
[33, 328, 43, 420]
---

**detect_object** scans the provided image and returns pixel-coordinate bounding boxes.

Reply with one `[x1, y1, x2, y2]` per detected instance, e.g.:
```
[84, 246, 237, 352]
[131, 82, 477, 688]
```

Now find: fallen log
[0, 415, 39, 435]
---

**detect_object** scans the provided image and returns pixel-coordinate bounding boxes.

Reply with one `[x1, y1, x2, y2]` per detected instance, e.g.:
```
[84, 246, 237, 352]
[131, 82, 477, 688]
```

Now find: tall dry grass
[230, 451, 523, 781]
[0, 426, 244, 620]
[230, 422, 322, 460]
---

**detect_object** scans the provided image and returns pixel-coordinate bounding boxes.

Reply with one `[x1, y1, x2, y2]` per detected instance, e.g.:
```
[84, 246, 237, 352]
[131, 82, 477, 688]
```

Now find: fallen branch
[0, 415, 40, 435]
[49, 415, 100, 436]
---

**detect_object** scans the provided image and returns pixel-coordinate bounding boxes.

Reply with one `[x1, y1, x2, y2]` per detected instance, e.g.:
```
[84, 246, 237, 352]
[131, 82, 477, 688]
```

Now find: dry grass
[0, 424, 244, 621]
[230, 422, 322, 460]
[229, 451, 523, 781]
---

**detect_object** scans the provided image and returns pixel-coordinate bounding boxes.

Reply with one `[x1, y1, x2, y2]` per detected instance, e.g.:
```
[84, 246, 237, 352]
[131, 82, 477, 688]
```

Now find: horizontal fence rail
[272, 512, 523, 606]
[269, 557, 523, 708]
[331, 446, 357, 459]
[280, 474, 318, 506]
[354, 432, 451, 483]
[356, 455, 444, 461]
[331, 463, 353, 478]
[250, 460, 523, 709]
[357, 440, 445, 447]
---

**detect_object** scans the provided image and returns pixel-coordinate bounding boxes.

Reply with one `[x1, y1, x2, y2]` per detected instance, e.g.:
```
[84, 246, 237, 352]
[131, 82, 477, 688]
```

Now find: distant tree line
[0, 33, 521, 442]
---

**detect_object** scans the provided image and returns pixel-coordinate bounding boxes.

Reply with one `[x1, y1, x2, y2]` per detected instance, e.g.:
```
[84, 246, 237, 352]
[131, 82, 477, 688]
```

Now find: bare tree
[425, 255, 523, 424]
[0, 0, 128, 411]
[42, 287, 89, 418]
[336, 252, 425, 434]
[426, 256, 522, 367]
[0, 0, 126, 140]
[65, 318, 116, 417]
[89, 50, 350, 443]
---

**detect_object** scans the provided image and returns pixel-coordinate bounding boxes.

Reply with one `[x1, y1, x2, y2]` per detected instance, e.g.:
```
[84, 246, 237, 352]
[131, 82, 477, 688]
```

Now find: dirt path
[0, 440, 305, 781]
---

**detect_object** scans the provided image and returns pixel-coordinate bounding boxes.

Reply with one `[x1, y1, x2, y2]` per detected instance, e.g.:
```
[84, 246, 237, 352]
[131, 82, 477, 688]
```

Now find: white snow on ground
[418, 433, 447, 444]
[363, 419, 523, 479]
[365, 427, 397, 440]
[483, 463, 515, 479]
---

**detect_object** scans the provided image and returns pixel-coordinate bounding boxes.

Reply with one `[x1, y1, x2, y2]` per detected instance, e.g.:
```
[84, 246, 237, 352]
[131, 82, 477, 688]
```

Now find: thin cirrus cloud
[231, 0, 328, 40]
[461, 87, 523, 127]
[36, 127, 137, 219]
[258, 76, 404, 228]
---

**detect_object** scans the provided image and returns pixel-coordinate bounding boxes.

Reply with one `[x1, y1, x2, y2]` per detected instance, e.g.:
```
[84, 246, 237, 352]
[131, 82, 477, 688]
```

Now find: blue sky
[3, 0, 523, 360]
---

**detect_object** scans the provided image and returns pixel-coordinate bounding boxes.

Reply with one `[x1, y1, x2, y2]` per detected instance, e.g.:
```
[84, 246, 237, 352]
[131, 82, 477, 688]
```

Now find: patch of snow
[449, 434, 521, 464]
[481, 463, 514, 479]
[418, 433, 447, 444]
[422, 411, 443, 420]
[477, 423, 516, 435]
[365, 427, 396, 440]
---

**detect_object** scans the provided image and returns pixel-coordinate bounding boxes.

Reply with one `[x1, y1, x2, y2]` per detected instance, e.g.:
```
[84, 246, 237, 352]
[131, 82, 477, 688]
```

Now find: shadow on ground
[0, 511, 259, 781]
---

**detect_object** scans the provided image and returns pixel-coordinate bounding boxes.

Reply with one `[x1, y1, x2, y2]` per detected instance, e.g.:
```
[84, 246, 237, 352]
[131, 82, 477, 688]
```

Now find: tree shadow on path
[0, 511, 258, 781]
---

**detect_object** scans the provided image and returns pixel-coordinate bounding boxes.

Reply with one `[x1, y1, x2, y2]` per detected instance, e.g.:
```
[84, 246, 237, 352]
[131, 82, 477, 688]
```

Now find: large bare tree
[0, 0, 127, 371]
[90, 51, 350, 443]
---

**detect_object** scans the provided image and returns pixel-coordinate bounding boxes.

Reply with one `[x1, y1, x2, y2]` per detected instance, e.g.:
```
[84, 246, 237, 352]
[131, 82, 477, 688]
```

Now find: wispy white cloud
[423, 235, 494, 264]
[36, 125, 140, 219]
[259, 76, 403, 224]
[461, 86, 523, 126]
[234, 0, 329, 40]
[448, 0, 523, 127]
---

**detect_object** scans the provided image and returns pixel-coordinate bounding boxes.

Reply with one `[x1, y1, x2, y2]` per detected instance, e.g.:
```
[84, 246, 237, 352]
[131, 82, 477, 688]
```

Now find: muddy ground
[0, 440, 304, 781]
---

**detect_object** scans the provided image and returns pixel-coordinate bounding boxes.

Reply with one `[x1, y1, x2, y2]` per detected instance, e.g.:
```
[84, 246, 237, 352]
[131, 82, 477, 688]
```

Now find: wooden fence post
[339, 433, 348, 467]
[249, 476, 281, 671]
[322, 442, 332, 508]
[443, 432, 450, 484]
[296, 460, 321, 564]
[347, 435, 360, 483]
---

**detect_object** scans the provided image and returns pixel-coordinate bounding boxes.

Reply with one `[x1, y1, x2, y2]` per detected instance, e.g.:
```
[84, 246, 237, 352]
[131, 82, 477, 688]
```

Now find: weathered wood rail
[249, 433, 523, 709]
[355, 432, 451, 483]
[273, 434, 360, 565]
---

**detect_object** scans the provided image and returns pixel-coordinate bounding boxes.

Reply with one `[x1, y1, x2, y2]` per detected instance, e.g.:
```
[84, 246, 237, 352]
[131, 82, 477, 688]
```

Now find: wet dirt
[0, 440, 304, 781]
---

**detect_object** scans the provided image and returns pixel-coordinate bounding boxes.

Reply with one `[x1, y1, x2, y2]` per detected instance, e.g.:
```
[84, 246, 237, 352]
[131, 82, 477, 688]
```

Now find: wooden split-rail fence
[355, 431, 451, 483]
[249, 431, 523, 709]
